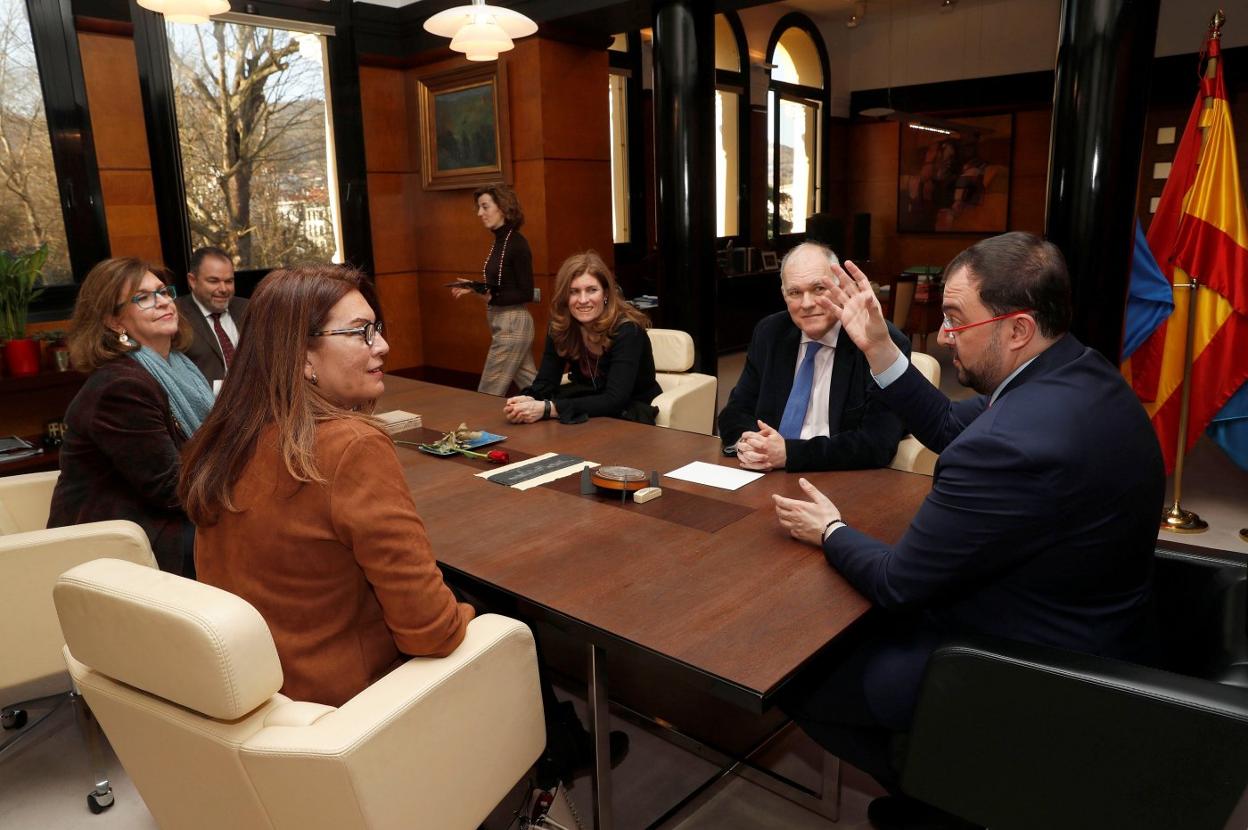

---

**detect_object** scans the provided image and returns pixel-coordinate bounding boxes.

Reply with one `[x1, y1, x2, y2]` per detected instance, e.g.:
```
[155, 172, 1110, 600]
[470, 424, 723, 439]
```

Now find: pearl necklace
[483, 227, 513, 287]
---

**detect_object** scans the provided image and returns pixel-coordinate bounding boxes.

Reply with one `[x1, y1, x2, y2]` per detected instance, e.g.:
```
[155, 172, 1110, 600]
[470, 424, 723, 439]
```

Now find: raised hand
[821, 259, 901, 374]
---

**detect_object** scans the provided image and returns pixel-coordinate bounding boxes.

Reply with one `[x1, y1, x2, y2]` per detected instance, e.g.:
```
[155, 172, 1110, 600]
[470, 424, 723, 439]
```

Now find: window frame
[764, 14, 831, 247]
[608, 30, 646, 261]
[130, 0, 372, 294]
[714, 10, 748, 246]
[21, 0, 111, 320]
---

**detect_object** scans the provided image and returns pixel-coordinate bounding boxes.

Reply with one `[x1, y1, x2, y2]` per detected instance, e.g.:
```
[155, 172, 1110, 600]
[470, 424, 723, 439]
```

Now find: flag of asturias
[1121, 34, 1248, 474]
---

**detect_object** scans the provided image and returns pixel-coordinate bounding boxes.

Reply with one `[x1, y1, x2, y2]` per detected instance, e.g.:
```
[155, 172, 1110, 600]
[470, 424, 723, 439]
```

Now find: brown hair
[178, 264, 381, 526]
[472, 184, 524, 228]
[945, 231, 1072, 338]
[67, 257, 191, 372]
[547, 250, 649, 363]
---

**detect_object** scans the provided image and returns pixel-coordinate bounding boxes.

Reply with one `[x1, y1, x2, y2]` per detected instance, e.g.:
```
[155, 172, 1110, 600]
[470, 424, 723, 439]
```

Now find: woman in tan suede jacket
[178, 265, 472, 707]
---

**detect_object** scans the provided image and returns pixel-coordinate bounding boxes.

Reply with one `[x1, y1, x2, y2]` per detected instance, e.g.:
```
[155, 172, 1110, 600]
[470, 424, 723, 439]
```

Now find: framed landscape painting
[897, 113, 1013, 233]
[416, 63, 512, 190]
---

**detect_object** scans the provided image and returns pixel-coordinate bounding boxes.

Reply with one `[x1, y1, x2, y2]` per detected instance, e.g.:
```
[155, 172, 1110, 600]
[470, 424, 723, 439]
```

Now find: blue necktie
[779, 342, 822, 439]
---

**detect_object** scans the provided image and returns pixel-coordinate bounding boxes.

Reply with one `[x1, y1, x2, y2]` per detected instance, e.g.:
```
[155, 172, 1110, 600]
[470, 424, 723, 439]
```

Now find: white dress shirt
[192, 295, 239, 346]
[794, 322, 842, 440]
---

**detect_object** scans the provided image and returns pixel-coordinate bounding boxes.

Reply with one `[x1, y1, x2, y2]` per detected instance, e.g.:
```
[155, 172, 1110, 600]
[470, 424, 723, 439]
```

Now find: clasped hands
[735, 420, 787, 471]
[503, 395, 551, 424]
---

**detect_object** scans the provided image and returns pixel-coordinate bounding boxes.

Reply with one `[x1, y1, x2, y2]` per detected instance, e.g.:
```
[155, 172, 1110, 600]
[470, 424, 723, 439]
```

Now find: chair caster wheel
[1, 708, 28, 730]
[87, 788, 114, 814]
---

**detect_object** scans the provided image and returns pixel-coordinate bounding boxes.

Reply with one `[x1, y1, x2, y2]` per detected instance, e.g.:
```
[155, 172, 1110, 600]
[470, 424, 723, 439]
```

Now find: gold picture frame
[415, 63, 512, 191]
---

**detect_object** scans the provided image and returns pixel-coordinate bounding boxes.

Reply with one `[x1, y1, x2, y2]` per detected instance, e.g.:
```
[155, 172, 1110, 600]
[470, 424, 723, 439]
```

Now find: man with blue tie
[773, 233, 1164, 830]
[718, 242, 911, 471]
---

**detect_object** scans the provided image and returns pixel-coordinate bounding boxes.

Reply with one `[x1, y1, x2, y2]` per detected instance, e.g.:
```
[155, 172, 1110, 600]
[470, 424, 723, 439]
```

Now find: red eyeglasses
[940, 309, 1034, 340]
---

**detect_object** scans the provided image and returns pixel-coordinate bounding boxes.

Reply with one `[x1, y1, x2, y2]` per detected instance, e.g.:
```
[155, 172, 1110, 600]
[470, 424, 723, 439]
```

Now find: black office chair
[900, 547, 1248, 830]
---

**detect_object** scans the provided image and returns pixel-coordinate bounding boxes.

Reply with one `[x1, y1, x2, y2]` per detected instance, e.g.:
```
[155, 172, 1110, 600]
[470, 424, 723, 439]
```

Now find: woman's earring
[118, 330, 130, 345]
[310, 371, 319, 386]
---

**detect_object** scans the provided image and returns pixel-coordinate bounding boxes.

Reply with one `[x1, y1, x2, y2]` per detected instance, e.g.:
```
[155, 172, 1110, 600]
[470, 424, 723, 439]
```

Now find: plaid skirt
[479, 305, 538, 395]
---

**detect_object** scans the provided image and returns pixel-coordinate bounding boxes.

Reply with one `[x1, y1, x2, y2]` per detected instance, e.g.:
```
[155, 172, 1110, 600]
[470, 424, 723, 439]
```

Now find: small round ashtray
[591, 465, 649, 493]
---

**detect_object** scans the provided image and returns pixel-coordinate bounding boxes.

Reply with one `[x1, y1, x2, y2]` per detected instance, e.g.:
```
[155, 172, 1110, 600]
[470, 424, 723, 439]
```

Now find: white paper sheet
[663, 461, 764, 491]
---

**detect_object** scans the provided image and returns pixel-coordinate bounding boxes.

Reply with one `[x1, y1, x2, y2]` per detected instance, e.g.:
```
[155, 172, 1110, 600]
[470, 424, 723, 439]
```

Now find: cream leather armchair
[0, 469, 59, 534]
[888, 352, 941, 476]
[648, 328, 718, 435]
[1, 518, 157, 813]
[55, 558, 546, 830]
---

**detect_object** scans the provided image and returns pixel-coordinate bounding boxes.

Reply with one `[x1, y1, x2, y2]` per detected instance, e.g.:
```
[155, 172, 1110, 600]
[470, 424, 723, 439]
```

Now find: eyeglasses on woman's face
[309, 320, 385, 347]
[115, 284, 177, 312]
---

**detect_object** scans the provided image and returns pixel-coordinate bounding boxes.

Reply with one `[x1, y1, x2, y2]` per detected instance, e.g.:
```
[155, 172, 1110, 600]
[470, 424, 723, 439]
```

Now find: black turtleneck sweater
[483, 224, 533, 307]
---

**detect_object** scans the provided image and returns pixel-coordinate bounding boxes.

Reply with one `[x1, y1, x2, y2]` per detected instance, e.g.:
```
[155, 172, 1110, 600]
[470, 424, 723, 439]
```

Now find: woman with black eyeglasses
[178, 265, 472, 708]
[48, 258, 213, 576]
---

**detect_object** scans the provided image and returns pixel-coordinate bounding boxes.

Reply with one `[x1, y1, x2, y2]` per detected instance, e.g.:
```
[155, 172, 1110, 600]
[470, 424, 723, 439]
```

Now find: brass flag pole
[1159, 11, 1225, 534]
[1161, 277, 1208, 533]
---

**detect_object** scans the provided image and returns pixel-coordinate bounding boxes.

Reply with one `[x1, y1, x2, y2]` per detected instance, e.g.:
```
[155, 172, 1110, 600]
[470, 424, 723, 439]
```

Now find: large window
[165, 20, 342, 269]
[0, 0, 71, 284]
[608, 70, 630, 244]
[767, 21, 826, 239]
[714, 13, 746, 239]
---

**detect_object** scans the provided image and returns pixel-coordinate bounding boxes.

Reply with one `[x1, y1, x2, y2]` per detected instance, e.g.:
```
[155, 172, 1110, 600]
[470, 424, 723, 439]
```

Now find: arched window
[766, 16, 829, 239]
[714, 12, 747, 239]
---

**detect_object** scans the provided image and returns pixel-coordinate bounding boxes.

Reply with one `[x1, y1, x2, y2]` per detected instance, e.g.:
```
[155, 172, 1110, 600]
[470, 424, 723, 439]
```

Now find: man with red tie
[718, 242, 910, 471]
[176, 246, 248, 387]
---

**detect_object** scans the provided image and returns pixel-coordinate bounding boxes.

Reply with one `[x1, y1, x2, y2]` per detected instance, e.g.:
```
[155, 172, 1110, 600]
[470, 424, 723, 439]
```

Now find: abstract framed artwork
[415, 63, 512, 190]
[897, 113, 1013, 233]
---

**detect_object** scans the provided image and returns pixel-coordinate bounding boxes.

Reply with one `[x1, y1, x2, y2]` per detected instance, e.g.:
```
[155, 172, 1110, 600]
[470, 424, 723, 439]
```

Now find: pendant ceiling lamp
[423, 0, 538, 62]
[138, 0, 229, 24]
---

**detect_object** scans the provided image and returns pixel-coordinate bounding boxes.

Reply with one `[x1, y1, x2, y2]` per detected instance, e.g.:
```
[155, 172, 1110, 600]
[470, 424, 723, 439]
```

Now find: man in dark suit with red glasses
[774, 232, 1164, 830]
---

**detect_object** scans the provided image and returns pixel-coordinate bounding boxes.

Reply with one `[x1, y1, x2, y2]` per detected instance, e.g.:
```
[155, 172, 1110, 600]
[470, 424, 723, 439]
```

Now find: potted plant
[0, 244, 48, 377]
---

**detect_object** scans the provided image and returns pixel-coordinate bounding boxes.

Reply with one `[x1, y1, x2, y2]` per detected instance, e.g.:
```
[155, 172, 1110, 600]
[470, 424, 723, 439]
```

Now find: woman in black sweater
[450, 184, 538, 395]
[504, 250, 661, 424]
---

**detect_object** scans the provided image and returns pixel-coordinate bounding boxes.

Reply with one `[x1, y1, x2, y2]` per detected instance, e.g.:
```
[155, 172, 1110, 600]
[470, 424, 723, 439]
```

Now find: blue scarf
[128, 347, 214, 437]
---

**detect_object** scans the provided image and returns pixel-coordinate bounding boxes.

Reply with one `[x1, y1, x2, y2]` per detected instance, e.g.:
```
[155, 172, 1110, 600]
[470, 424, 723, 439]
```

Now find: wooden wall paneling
[374, 271, 423, 369]
[417, 271, 494, 373]
[537, 40, 610, 161]
[98, 171, 163, 262]
[510, 158, 550, 275]
[505, 39, 544, 164]
[359, 65, 418, 173]
[78, 30, 163, 265]
[542, 158, 614, 270]
[367, 172, 421, 276]
[78, 32, 150, 170]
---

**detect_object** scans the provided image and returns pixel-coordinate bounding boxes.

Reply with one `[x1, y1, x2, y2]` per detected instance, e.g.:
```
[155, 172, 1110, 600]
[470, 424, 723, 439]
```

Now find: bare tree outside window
[165, 21, 341, 270]
[0, 0, 72, 285]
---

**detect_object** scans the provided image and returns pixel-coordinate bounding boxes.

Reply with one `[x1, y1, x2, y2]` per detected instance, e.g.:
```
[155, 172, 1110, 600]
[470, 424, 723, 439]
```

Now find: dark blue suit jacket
[718, 312, 910, 471]
[823, 334, 1164, 724]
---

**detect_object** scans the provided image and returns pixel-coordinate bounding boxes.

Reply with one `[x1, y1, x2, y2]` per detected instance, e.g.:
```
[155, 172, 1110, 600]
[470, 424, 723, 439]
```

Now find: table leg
[588, 644, 613, 830]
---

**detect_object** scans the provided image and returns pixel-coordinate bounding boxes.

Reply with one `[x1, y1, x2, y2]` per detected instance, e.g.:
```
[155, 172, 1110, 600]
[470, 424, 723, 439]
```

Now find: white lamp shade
[450, 20, 514, 60]
[138, 0, 229, 23]
[424, 3, 538, 40]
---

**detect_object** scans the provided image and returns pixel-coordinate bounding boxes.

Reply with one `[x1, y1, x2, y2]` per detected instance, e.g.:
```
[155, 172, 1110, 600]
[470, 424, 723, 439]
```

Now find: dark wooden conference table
[379, 377, 933, 828]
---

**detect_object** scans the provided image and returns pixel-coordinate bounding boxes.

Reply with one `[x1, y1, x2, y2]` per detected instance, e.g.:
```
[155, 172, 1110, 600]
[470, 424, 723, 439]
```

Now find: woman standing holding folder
[450, 184, 538, 395]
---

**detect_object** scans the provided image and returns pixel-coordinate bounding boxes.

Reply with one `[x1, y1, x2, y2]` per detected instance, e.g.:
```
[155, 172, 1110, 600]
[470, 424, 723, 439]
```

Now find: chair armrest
[903, 636, 1248, 830]
[1, 521, 156, 698]
[652, 373, 717, 435]
[240, 614, 545, 830]
[887, 435, 937, 476]
[0, 469, 59, 534]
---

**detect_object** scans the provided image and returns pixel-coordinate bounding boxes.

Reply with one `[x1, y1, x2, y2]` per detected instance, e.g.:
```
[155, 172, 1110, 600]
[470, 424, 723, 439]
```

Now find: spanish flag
[1122, 34, 1248, 474]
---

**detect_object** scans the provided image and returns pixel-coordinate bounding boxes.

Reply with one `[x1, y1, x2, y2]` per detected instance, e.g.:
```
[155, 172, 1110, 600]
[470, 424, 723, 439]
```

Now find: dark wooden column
[1045, 0, 1160, 361]
[652, 0, 717, 375]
